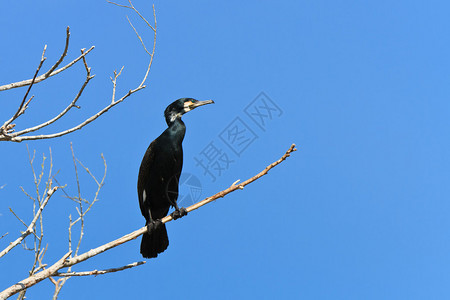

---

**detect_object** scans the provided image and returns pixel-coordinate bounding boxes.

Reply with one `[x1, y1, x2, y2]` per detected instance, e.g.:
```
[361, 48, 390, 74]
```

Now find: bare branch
[10, 50, 95, 138]
[11, 147, 57, 299]
[107, 1, 131, 9]
[19, 186, 35, 202]
[71, 143, 84, 257]
[139, 4, 157, 87]
[50, 146, 107, 298]
[0, 2, 156, 143]
[0, 186, 58, 259]
[126, 16, 151, 56]
[109, 1, 156, 87]
[54, 261, 146, 277]
[110, 66, 124, 104]
[3, 84, 142, 142]
[8, 208, 28, 229]
[108, 0, 156, 32]
[0, 27, 94, 92]
[0, 251, 71, 300]
[187, 144, 297, 211]
[0, 47, 46, 136]
[46, 27, 71, 76]
[0, 144, 296, 299]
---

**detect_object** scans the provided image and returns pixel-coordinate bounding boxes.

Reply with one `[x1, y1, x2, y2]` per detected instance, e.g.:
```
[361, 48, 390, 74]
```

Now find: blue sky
[1, 0, 450, 299]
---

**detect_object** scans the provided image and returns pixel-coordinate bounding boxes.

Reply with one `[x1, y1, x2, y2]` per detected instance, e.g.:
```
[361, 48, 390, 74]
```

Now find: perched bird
[138, 98, 214, 258]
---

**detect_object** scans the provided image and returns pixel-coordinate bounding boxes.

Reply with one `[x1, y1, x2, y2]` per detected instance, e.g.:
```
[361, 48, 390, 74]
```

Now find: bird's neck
[166, 118, 186, 144]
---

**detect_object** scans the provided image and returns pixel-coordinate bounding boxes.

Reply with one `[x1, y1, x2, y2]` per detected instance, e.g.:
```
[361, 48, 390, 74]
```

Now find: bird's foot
[146, 219, 162, 233]
[171, 207, 188, 220]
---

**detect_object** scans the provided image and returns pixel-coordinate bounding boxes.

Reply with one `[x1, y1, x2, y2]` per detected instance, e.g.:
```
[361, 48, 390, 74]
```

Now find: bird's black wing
[137, 140, 158, 221]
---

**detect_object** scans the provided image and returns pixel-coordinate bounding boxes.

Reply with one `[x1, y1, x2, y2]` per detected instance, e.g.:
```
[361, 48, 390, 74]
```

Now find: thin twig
[24, 151, 53, 300]
[0, 26, 93, 92]
[10, 51, 95, 138]
[108, 0, 156, 32]
[109, 0, 156, 87]
[19, 186, 35, 202]
[71, 143, 84, 257]
[54, 261, 146, 277]
[0, 47, 46, 136]
[9, 208, 28, 229]
[110, 66, 124, 104]
[0, 27, 69, 93]
[17, 149, 47, 299]
[51, 147, 107, 298]
[0, 187, 58, 258]
[0, 186, 58, 257]
[45, 27, 71, 76]
[126, 16, 151, 55]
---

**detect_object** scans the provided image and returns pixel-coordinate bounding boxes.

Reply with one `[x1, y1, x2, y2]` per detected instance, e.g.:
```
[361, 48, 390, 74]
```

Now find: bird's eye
[191, 99, 197, 103]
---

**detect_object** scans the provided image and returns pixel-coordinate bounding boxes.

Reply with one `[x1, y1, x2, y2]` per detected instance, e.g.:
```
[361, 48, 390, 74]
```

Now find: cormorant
[138, 98, 214, 258]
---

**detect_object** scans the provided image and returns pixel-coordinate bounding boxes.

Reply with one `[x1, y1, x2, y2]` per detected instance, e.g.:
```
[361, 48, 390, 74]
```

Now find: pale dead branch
[0, 251, 72, 300]
[0, 144, 297, 300]
[54, 261, 146, 277]
[0, 148, 59, 299]
[0, 46, 46, 136]
[0, 144, 107, 299]
[0, 27, 87, 92]
[0, 1, 157, 143]
[0, 187, 58, 259]
[51, 144, 107, 299]
[10, 50, 95, 138]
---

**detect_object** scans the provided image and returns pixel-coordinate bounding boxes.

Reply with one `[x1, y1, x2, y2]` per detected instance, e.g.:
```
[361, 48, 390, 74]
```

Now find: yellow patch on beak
[183, 101, 193, 112]
[184, 101, 194, 108]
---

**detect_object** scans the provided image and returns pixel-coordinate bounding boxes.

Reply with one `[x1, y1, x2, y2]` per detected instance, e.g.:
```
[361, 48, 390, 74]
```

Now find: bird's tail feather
[140, 223, 169, 258]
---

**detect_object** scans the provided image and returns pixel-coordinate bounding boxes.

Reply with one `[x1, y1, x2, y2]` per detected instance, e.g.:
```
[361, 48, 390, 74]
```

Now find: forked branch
[0, 27, 89, 92]
[0, 186, 58, 259]
[0, 1, 156, 142]
[0, 143, 297, 300]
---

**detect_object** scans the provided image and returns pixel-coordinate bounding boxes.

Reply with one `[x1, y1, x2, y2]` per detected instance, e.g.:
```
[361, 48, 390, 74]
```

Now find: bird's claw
[146, 219, 162, 233]
[171, 207, 188, 220]
[180, 207, 188, 217]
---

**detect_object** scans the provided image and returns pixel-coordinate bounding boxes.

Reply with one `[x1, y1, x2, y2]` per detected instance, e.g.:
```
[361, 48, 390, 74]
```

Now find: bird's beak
[191, 99, 214, 109]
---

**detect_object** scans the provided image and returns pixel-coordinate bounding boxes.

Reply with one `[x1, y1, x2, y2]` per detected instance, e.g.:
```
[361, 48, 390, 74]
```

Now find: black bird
[138, 98, 214, 258]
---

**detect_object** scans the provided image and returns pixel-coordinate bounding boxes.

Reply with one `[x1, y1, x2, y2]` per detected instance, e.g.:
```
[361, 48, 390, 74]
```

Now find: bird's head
[164, 98, 214, 125]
